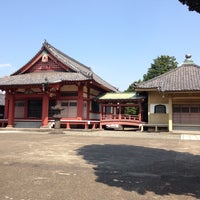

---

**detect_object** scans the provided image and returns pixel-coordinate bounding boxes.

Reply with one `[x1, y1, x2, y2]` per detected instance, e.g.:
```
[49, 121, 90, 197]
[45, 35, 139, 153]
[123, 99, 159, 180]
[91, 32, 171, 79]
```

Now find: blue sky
[0, 0, 200, 91]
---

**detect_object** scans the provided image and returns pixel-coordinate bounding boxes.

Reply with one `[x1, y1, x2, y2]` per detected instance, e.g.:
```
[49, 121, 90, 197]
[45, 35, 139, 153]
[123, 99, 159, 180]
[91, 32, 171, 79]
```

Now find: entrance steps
[173, 124, 200, 132]
[14, 121, 42, 128]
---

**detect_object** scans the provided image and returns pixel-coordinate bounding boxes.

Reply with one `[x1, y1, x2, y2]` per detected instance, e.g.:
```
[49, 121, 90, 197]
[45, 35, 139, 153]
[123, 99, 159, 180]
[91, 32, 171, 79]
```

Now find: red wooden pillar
[77, 84, 83, 120]
[4, 92, 9, 119]
[41, 93, 49, 127]
[99, 104, 103, 129]
[119, 105, 122, 120]
[100, 104, 103, 121]
[87, 86, 90, 119]
[7, 93, 15, 128]
[66, 122, 70, 129]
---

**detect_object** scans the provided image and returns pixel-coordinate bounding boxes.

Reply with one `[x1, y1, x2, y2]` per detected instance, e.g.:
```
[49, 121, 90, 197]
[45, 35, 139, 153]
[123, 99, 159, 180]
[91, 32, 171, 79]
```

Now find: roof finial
[185, 54, 191, 60]
[183, 53, 194, 65]
[43, 39, 48, 45]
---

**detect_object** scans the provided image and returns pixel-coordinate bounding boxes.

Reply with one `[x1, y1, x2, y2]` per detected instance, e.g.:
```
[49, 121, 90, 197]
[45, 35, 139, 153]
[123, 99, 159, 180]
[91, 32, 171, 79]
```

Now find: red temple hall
[0, 41, 144, 129]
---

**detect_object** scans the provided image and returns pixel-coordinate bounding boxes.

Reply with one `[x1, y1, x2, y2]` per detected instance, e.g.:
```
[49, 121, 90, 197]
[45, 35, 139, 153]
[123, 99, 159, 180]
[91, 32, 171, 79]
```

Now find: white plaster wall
[150, 104, 169, 114]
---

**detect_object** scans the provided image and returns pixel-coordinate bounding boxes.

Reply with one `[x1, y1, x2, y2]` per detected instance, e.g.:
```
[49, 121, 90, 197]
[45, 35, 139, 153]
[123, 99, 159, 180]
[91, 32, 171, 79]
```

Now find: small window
[154, 104, 166, 114]
[181, 107, 189, 113]
[15, 101, 25, 107]
[69, 102, 77, 107]
[173, 106, 181, 112]
[61, 102, 68, 107]
[191, 107, 199, 113]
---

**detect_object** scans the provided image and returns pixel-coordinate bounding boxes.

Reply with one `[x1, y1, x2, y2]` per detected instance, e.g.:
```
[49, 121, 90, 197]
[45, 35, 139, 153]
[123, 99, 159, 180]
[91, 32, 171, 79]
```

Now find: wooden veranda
[97, 92, 146, 129]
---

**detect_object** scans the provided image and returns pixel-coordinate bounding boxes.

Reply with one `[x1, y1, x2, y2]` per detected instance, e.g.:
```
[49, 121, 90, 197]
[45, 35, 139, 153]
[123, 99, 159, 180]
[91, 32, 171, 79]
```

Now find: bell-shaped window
[154, 104, 166, 114]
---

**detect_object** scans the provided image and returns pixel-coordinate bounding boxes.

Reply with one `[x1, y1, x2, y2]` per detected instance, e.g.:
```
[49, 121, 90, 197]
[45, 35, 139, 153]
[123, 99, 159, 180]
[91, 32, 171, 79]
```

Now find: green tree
[123, 80, 141, 115]
[143, 55, 178, 81]
[124, 55, 177, 120]
[125, 79, 142, 92]
[179, 0, 200, 14]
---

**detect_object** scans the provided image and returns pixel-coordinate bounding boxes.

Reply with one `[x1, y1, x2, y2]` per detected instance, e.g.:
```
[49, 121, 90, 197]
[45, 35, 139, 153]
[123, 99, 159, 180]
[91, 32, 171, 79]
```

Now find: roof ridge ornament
[185, 54, 191, 59]
[183, 54, 194, 65]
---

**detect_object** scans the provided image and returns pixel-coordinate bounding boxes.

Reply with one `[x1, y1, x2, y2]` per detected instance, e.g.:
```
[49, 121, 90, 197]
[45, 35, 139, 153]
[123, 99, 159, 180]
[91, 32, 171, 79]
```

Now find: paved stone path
[0, 130, 199, 200]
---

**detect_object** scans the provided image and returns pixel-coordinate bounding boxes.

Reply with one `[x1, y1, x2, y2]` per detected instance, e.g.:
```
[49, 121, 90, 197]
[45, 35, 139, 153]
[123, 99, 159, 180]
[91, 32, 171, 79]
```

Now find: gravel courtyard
[0, 130, 199, 200]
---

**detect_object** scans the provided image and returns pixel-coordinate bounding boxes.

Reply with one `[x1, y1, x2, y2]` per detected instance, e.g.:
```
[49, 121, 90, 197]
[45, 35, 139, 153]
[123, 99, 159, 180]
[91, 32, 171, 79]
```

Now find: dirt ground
[0, 131, 199, 200]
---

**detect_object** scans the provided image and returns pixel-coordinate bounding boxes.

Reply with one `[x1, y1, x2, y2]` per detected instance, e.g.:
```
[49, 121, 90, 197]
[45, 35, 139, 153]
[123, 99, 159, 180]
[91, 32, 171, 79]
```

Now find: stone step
[14, 121, 41, 128]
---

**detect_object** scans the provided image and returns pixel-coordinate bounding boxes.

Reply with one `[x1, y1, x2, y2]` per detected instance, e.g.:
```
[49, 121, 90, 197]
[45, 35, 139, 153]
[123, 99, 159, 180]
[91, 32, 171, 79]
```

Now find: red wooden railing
[101, 114, 141, 121]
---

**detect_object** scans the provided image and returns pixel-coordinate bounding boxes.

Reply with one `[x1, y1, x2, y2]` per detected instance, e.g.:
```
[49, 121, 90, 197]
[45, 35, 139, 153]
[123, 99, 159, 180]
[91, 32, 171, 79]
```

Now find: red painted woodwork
[4, 93, 9, 119]
[13, 48, 73, 75]
[77, 84, 84, 119]
[87, 87, 90, 119]
[7, 94, 15, 127]
[0, 42, 117, 129]
[99, 100, 144, 129]
[26, 57, 66, 73]
[0, 119, 8, 127]
[18, 53, 42, 74]
[60, 119, 99, 129]
[41, 93, 49, 127]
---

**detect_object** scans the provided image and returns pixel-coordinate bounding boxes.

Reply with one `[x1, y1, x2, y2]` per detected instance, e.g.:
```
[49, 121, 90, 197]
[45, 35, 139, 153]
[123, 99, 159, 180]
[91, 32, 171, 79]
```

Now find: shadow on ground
[77, 144, 200, 198]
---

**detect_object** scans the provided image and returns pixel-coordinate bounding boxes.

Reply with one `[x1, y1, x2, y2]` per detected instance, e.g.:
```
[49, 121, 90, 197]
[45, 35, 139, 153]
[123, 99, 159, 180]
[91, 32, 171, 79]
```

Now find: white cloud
[0, 63, 12, 68]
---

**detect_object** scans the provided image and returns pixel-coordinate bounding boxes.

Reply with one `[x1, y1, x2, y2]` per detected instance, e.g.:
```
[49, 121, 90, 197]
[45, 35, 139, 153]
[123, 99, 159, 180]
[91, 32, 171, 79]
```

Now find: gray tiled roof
[0, 41, 118, 92]
[135, 63, 200, 92]
[43, 42, 118, 92]
[0, 72, 88, 86]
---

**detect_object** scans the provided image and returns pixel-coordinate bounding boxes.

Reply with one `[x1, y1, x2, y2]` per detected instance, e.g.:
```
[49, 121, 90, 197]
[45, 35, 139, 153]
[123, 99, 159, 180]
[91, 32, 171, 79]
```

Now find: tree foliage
[124, 55, 178, 92]
[124, 55, 177, 121]
[125, 80, 142, 92]
[124, 80, 142, 115]
[143, 55, 178, 81]
[179, 0, 200, 13]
